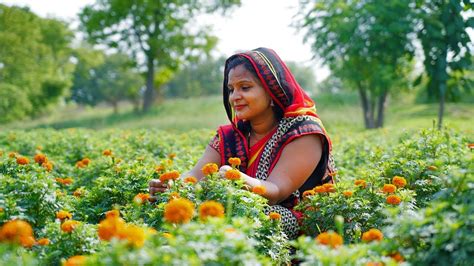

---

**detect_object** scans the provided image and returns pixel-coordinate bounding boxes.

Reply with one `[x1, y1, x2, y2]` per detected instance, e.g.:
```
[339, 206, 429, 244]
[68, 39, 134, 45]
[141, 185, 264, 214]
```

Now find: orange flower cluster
[228, 157, 241, 167]
[76, 158, 90, 168]
[184, 176, 198, 184]
[37, 238, 50, 246]
[56, 210, 72, 220]
[313, 183, 335, 194]
[386, 195, 402, 205]
[252, 185, 266, 195]
[16, 156, 29, 165]
[225, 169, 241, 180]
[34, 154, 47, 165]
[133, 193, 150, 205]
[8, 152, 17, 158]
[302, 190, 316, 199]
[382, 184, 397, 193]
[98, 210, 147, 247]
[0, 220, 35, 248]
[201, 163, 219, 176]
[316, 231, 343, 248]
[55, 177, 73, 185]
[103, 149, 112, 156]
[343, 191, 353, 197]
[155, 165, 165, 173]
[42, 161, 53, 171]
[164, 198, 195, 224]
[269, 212, 281, 220]
[159, 170, 180, 183]
[169, 192, 180, 200]
[361, 228, 384, 242]
[354, 179, 367, 188]
[73, 188, 84, 198]
[61, 220, 81, 233]
[199, 200, 225, 220]
[64, 255, 87, 266]
[389, 252, 404, 262]
[392, 176, 407, 188]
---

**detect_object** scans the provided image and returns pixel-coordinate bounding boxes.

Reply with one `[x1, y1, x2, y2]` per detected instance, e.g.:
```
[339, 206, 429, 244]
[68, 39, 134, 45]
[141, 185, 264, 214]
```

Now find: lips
[234, 104, 246, 111]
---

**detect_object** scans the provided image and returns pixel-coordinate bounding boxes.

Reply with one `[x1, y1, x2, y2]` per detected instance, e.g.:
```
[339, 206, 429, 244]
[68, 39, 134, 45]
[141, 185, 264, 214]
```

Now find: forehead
[227, 65, 259, 86]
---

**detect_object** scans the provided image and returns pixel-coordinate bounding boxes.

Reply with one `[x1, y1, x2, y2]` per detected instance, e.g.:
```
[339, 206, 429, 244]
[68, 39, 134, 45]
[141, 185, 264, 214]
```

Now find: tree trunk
[112, 101, 118, 114]
[438, 85, 445, 130]
[375, 90, 388, 128]
[437, 48, 448, 130]
[358, 85, 374, 129]
[142, 56, 155, 112]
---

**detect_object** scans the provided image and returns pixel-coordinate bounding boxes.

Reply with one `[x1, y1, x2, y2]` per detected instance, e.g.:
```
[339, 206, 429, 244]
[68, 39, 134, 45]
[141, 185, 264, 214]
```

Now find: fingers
[148, 179, 168, 196]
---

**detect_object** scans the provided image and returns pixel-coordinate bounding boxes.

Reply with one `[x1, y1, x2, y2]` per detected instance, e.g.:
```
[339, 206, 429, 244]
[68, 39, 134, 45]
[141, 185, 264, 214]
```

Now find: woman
[150, 47, 335, 239]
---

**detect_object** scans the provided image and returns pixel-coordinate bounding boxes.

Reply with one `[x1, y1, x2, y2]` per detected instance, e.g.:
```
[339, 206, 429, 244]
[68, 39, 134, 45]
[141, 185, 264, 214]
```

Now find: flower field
[0, 128, 472, 265]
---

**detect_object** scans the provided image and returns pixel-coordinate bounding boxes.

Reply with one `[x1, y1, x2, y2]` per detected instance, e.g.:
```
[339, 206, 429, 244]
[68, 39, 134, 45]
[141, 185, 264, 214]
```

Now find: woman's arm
[228, 134, 323, 205]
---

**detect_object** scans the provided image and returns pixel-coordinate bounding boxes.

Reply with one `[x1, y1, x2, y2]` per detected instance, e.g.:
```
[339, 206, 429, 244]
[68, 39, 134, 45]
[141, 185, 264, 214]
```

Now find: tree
[416, 0, 472, 129]
[297, 0, 416, 128]
[0, 4, 74, 123]
[79, 0, 241, 112]
[286, 61, 318, 95]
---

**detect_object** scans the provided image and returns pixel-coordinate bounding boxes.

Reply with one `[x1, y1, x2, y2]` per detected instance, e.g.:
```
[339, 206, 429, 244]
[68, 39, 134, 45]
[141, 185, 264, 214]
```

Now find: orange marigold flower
[343, 191, 353, 197]
[56, 210, 72, 220]
[73, 189, 84, 198]
[201, 163, 219, 176]
[168, 153, 176, 159]
[386, 195, 402, 205]
[382, 184, 397, 193]
[169, 192, 180, 200]
[365, 262, 383, 266]
[117, 224, 147, 248]
[42, 162, 53, 171]
[316, 231, 343, 248]
[8, 152, 17, 158]
[81, 158, 90, 165]
[199, 200, 225, 220]
[313, 186, 326, 193]
[133, 193, 150, 205]
[323, 183, 336, 193]
[468, 143, 474, 149]
[159, 170, 180, 183]
[0, 220, 35, 247]
[164, 198, 194, 224]
[62, 177, 73, 185]
[361, 228, 384, 242]
[225, 169, 241, 180]
[34, 154, 47, 165]
[37, 238, 50, 246]
[155, 165, 165, 173]
[103, 149, 112, 156]
[389, 252, 404, 262]
[302, 190, 316, 198]
[252, 185, 266, 195]
[328, 171, 337, 177]
[61, 220, 80, 233]
[269, 212, 281, 220]
[98, 216, 126, 241]
[427, 165, 438, 171]
[392, 176, 407, 188]
[64, 255, 87, 266]
[16, 156, 29, 165]
[184, 176, 198, 184]
[228, 157, 241, 167]
[354, 179, 367, 188]
[105, 210, 120, 219]
[75, 161, 85, 168]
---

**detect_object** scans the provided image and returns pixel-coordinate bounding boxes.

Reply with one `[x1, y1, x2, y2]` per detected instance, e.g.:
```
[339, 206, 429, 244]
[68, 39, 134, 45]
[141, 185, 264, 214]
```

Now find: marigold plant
[342, 191, 353, 197]
[269, 212, 281, 220]
[313, 186, 326, 193]
[64, 255, 87, 266]
[382, 184, 397, 193]
[252, 185, 266, 195]
[16, 156, 29, 165]
[302, 190, 316, 199]
[164, 198, 195, 224]
[199, 200, 225, 220]
[0, 220, 35, 247]
[37, 238, 50, 246]
[386, 195, 402, 205]
[202, 163, 219, 176]
[354, 179, 367, 188]
[225, 169, 241, 180]
[61, 220, 81, 233]
[361, 228, 383, 242]
[34, 153, 47, 165]
[184, 176, 198, 184]
[228, 157, 241, 167]
[103, 149, 112, 156]
[56, 210, 72, 220]
[133, 193, 150, 205]
[322, 183, 335, 193]
[392, 176, 407, 188]
[159, 170, 180, 183]
[316, 231, 343, 248]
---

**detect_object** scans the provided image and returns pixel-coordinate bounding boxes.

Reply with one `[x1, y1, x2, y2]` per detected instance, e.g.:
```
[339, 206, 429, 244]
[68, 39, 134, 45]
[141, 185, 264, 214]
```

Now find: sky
[1, 0, 330, 81]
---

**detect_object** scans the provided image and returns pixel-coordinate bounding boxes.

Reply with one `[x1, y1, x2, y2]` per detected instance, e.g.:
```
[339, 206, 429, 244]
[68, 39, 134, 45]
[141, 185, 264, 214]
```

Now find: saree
[210, 47, 336, 239]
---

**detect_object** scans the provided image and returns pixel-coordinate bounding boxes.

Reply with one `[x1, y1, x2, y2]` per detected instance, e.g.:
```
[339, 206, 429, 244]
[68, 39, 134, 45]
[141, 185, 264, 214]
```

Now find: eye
[228, 87, 234, 94]
[242, 86, 250, 91]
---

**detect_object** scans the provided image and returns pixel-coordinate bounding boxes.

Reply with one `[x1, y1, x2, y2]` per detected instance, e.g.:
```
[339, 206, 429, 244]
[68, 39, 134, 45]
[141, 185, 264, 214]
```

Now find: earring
[270, 100, 274, 107]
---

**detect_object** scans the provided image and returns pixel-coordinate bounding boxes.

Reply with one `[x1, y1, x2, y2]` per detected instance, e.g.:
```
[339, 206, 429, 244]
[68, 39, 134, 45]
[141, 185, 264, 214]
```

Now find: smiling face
[227, 64, 274, 122]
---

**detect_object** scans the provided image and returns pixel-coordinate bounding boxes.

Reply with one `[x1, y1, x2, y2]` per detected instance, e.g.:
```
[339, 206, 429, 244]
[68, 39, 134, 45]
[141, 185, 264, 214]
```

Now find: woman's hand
[148, 179, 168, 196]
[218, 165, 232, 178]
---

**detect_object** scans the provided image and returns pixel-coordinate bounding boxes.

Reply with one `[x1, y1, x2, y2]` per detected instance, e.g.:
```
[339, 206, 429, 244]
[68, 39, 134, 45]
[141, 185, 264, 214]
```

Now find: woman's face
[227, 64, 274, 122]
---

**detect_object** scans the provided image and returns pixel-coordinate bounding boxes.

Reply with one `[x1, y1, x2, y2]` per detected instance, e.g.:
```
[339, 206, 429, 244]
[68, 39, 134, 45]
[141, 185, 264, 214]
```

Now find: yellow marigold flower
[116, 224, 146, 248]
[64, 255, 87, 266]
[8, 152, 17, 158]
[61, 220, 80, 233]
[159, 170, 180, 183]
[354, 179, 367, 188]
[382, 184, 397, 194]
[228, 157, 241, 167]
[361, 228, 384, 242]
[225, 169, 241, 180]
[34, 154, 47, 165]
[133, 193, 150, 205]
[199, 200, 225, 220]
[16, 156, 29, 165]
[42, 161, 53, 171]
[162, 232, 173, 239]
[269, 212, 281, 220]
[98, 216, 125, 241]
[184, 176, 198, 184]
[323, 183, 336, 193]
[103, 149, 112, 156]
[252, 185, 266, 195]
[164, 198, 194, 224]
[56, 210, 72, 220]
[392, 176, 407, 187]
[37, 238, 50, 246]
[313, 186, 326, 193]
[386, 195, 402, 205]
[389, 252, 404, 262]
[0, 220, 35, 247]
[316, 231, 343, 248]
[201, 163, 219, 176]
[343, 191, 353, 197]
[302, 190, 316, 199]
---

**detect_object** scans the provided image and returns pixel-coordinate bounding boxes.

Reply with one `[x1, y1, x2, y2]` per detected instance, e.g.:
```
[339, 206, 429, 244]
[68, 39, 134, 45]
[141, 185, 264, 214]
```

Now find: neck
[249, 115, 278, 138]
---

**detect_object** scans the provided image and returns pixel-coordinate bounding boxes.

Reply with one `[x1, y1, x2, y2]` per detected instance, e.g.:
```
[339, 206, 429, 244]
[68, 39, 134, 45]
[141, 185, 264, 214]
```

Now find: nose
[229, 90, 241, 103]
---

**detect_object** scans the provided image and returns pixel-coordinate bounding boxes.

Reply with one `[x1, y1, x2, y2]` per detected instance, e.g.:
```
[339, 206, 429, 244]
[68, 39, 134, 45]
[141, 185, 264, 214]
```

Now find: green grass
[2, 93, 473, 137]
